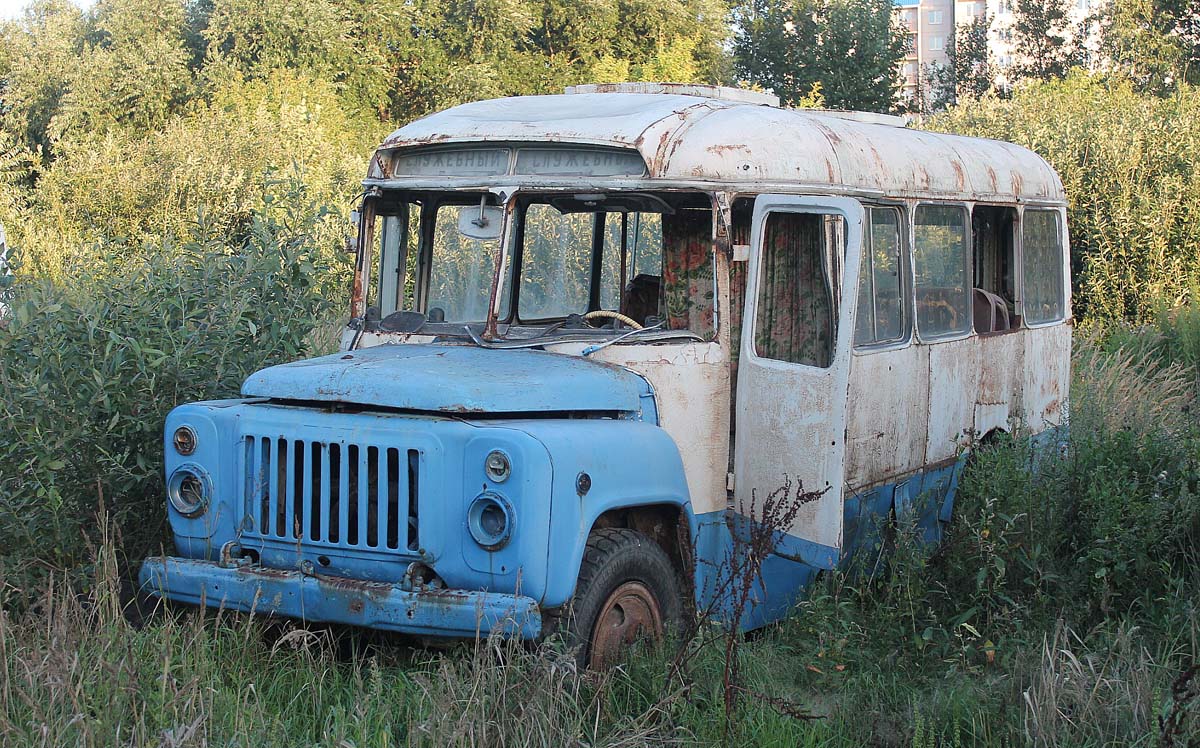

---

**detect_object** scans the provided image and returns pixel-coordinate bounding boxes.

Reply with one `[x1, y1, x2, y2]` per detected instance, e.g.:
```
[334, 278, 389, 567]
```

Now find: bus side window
[913, 204, 971, 339]
[854, 207, 905, 347]
[972, 205, 1018, 333]
[1022, 209, 1065, 324]
[754, 211, 840, 368]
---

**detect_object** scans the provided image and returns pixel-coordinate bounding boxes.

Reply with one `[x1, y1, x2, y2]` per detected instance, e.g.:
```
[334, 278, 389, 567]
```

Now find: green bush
[0, 182, 350, 592]
[931, 75, 1200, 327]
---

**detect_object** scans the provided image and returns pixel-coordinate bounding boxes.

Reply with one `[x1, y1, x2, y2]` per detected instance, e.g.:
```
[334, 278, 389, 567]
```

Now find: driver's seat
[622, 274, 662, 325]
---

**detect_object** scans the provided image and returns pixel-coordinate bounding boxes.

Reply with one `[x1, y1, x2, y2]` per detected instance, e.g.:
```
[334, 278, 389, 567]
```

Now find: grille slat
[356, 446, 369, 546]
[318, 444, 331, 543]
[242, 435, 419, 553]
[267, 439, 281, 537]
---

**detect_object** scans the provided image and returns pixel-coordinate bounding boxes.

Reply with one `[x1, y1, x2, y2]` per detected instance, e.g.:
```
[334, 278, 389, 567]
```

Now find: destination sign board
[392, 148, 510, 177]
[515, 148, 646, 177]
[389, 146, 647, 179]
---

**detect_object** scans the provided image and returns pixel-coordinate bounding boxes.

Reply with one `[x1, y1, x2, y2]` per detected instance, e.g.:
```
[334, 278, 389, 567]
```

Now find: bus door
[733, 195, 863, 622]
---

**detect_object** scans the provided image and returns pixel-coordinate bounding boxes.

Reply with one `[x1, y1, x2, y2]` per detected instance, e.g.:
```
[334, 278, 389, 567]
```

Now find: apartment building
[896, 0, 1103, 100]
[895, 0, 954, 100]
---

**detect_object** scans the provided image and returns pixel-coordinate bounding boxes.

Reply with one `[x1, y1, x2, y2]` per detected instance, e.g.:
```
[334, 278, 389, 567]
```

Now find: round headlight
[168, 466, 210, 518]
[484, 450, 511, 483]
[467, 493, 513, 550]
[173, 426, 197, 456]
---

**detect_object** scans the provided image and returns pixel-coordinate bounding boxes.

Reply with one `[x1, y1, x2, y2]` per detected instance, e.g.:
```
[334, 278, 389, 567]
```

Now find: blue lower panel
[693, 511, 832, 631]
[139, 557, 542, 639]
[692, 455, 971, 632]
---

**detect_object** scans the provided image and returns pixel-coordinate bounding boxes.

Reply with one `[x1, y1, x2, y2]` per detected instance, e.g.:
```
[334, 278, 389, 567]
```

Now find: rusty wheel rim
[589, 581, 663, 669]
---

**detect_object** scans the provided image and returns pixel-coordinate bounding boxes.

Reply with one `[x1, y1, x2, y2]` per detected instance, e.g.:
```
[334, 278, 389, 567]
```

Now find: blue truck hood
[241, 343, 655, 417]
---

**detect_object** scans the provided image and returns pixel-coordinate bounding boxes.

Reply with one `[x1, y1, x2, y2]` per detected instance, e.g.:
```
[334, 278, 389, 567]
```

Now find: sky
[0, 0, 91, 21]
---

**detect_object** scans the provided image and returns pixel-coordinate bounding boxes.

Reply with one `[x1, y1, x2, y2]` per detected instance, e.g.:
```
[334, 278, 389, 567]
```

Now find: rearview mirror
[457, 205, 504, 241]
[344, 210, 361, 254]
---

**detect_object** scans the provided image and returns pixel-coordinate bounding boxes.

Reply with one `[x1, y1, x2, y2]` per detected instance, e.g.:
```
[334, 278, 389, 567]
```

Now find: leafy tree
[52, 0, 194, 140]
[0, 0, 86, 154]
[733, 0, 907, 112]
[1099, 0, 1200, 92]
[1010, 0, 1079, 81]
[928, 13, 993, 111]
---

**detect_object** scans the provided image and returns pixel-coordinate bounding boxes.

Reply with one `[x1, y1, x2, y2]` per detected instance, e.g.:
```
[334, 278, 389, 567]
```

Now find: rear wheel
[565, 528, 682, 669]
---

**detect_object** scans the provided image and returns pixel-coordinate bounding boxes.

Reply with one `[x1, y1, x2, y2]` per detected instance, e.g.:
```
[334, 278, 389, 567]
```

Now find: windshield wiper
[581, 322, 665, 356]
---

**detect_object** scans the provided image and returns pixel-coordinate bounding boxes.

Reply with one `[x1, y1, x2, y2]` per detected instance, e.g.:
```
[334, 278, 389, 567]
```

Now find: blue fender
[504, 418, 694, 609]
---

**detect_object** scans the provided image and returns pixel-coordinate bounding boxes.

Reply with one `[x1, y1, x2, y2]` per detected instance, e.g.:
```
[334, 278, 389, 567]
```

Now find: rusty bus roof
[371, 91, 1065, 203]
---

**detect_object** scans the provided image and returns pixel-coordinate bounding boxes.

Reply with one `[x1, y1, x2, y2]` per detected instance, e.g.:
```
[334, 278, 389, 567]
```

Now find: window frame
[1019, 205, 1068, 328]
[911, 201, 973, 344]
[853, 203, 913, 354]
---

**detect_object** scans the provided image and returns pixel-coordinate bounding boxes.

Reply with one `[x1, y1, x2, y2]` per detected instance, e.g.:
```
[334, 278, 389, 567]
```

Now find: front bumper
[139, 557, 542, 639]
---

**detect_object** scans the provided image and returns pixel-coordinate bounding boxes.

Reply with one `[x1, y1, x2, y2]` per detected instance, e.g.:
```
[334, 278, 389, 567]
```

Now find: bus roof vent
[564, 82, 780, 107]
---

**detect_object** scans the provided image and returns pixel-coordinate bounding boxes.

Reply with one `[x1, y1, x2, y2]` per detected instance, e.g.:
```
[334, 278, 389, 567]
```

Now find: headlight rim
[467, 492, 513, 551]
[167, 464, 211, 518]
[173, 425, 198, 456]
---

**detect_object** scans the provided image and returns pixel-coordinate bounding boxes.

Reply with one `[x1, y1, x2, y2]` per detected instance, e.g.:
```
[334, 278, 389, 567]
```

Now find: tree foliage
[1010, 0, 1080, 81]
[928, 13, 994, 111]
[1099, 0, 1200, 92]
[732, 0, 907, 112]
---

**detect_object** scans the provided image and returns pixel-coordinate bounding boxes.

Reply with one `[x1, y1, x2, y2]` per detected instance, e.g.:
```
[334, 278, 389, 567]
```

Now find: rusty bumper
[139, 557, 542, 639]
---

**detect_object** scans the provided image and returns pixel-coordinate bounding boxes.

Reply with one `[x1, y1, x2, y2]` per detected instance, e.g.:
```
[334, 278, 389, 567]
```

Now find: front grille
[242, 435, 419, 551]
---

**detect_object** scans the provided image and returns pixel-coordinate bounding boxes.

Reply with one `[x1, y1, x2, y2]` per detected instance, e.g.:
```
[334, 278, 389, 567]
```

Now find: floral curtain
[753, 213, 833, 368]
[661, 209, 715, 337]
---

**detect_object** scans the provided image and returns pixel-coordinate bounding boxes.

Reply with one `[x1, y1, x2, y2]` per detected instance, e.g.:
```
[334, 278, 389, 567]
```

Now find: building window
[998, 0, 1011, 14]
[928, 10, 944, 24]
[930, 35, 945, 51]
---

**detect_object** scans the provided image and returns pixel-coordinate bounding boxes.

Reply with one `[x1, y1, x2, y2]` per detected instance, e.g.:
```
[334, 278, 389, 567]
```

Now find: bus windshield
[365, 191, 716, 342]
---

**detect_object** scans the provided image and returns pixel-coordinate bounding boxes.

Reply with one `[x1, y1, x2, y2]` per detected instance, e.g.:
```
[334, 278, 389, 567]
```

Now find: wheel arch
[590, 503, 695, 609]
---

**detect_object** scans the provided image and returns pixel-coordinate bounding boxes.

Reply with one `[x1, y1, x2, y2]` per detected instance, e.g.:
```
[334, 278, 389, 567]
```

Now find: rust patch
[372, 153, 392, 179]
[316, 574, 391, 600]
[867, 144, 886, 172]
[649, 128, 674, 174]
[381, 133, 452, 149]
[950, 160, 965, 191]
[985, 165, 998, 192]
[235, 566, 293, 580]
[706, 143, 749, 156]
[350, 269, 365, 319]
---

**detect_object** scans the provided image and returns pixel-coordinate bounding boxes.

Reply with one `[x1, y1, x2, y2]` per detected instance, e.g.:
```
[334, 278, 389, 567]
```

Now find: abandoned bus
[141, 83, 1071, 666]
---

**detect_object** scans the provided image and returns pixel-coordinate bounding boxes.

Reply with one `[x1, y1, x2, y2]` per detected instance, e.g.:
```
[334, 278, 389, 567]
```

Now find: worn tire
[563, 527, 683, 669]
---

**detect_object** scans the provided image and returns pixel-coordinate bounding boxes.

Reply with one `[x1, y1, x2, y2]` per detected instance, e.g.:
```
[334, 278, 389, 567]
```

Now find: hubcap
[589, 581, 663, 668]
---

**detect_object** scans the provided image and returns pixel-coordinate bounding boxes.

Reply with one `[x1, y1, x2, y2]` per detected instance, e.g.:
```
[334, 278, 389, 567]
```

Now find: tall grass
[0, 180, 350, 597]
[4, 322, 1198, 746]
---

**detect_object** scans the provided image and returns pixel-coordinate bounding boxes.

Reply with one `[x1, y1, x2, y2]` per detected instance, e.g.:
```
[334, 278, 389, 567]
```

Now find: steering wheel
[583, 310, 643, 330]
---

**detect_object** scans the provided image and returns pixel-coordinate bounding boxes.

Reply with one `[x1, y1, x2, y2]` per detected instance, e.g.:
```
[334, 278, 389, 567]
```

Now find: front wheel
[564, 528, 683, 669]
